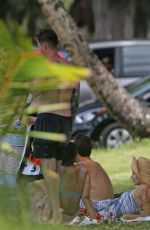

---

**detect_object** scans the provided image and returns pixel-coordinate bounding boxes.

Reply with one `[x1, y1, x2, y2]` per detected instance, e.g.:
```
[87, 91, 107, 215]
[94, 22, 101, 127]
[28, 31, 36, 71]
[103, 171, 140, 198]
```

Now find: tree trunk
[147, 20, 150, 38]
[92, 0, 112, 39]
[92, 0, 134, 39]
[38, 0, 150, 138]
[123, 6, 135, 38]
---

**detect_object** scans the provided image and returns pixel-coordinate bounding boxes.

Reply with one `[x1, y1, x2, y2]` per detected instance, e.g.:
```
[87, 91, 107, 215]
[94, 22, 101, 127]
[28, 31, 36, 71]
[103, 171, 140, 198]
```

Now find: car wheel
[99, 122, 133, 148]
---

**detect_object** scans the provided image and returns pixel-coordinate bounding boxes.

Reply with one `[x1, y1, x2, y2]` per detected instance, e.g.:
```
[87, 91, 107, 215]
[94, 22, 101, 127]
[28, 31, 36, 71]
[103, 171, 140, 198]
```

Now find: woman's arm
[141, 186, 150, 216]
[133, 185, 150, 216]
[81, 172, 97, 220]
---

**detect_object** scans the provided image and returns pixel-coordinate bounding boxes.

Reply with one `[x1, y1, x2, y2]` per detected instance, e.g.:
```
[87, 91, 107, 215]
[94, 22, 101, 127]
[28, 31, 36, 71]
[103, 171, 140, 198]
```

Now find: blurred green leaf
[13, 54, 90, 85]
[30, 131, 66, 142]
[25, 103, 68, 115]
[0, 143, 12, 154]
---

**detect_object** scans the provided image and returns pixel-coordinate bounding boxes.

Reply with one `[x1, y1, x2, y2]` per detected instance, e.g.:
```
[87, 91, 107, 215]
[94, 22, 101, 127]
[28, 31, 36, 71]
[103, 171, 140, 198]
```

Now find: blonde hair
[132, 156, 150, 186]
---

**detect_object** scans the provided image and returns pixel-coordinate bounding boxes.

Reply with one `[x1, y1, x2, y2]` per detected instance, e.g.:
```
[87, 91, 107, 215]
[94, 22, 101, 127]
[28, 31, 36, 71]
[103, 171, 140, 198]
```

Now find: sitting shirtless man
[29, 29, 80, 223]
[74, 134, 114, 201]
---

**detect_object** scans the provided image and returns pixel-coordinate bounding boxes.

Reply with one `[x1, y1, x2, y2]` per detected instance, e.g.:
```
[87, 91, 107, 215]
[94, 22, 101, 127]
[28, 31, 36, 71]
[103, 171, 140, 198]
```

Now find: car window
[79, 80, 96, 107]
[122, 45, 150, 77]
[92, 48, 115, 73]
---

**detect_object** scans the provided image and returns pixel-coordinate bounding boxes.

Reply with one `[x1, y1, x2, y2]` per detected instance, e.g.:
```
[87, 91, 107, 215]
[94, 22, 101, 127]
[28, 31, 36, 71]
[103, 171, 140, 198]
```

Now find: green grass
[93, 138, 150, 194]
[1, 138, 150, 229]
[91, 138, 150, 229]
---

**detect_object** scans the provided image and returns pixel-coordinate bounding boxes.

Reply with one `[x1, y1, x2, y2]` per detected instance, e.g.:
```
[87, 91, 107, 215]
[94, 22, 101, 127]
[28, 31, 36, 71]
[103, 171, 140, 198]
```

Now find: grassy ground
[93, 138, 150, 194]
[1, 138, 150, 229]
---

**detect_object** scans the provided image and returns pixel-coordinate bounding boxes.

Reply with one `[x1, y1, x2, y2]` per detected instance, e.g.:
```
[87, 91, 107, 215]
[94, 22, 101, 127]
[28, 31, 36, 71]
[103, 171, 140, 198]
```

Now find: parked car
[72, 75, 150, 148]
[79, 40, 150, 107]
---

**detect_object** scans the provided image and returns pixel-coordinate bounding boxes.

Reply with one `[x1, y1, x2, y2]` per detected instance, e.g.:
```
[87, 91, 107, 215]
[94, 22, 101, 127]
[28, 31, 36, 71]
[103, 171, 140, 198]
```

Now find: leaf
[0, 143, 13, 154]
[25, 103, 69, 115]
[0, 21, 15, 48]
[30, 131, 66, 142]
[13, 53, 90, 84]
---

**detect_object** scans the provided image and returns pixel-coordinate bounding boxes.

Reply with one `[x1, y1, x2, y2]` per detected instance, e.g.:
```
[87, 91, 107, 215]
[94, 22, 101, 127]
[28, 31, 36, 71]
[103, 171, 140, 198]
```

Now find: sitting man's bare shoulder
[75, 162, 88, 173]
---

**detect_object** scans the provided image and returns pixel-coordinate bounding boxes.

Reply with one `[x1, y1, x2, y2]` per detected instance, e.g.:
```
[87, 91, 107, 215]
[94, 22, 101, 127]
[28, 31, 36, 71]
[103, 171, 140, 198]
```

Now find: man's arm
[14, 93, 37, 125]
[81, 172, 97, 220]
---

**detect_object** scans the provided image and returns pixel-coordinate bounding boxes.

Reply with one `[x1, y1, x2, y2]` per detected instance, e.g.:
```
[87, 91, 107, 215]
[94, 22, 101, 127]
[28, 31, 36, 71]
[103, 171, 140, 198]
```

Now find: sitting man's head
[131, 156, 150, 186]
[73, 134, 92, 157]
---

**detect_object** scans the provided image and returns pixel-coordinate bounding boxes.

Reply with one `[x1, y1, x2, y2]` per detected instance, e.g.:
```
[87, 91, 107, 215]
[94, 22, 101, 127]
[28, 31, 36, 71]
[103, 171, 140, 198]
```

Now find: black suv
[72, 76, 150, 148]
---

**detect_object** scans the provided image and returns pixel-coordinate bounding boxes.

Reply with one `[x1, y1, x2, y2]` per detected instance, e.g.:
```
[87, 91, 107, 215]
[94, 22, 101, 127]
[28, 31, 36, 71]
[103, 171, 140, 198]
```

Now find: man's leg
[40, 158, 62, 223]
[32, 114, 63, 222]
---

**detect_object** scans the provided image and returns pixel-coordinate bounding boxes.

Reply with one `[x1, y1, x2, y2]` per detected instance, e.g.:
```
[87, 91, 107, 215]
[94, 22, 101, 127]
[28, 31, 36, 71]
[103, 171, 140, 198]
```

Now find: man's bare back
[59, 164, 87, 216]
[74, 134, 114, 201]
[29, 54, 75, 117]
[79, 157, 114, 200]
[30, 88, 73, 116]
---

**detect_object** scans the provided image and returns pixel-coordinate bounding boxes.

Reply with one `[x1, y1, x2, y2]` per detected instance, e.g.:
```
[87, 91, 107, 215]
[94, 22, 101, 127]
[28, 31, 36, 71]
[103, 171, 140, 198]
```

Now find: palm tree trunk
[92, 0, 135, 39]
[38, 0, 150, 138]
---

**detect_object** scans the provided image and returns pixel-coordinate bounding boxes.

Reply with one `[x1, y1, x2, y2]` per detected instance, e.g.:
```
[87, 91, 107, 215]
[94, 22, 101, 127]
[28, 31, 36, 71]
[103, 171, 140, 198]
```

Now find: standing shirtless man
[30, 29, 79, 223]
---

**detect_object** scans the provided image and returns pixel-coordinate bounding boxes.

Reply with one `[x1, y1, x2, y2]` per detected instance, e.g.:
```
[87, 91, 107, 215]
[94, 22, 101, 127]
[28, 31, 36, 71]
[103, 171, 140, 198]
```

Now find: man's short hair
[35, 29, 58, 48]
[74, 134, 92, 157]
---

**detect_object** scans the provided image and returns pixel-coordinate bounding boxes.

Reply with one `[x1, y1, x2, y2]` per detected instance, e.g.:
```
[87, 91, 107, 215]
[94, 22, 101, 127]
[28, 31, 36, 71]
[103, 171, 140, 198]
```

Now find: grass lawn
[93, 138, 150, 194]
[0, 138, 150, 229]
